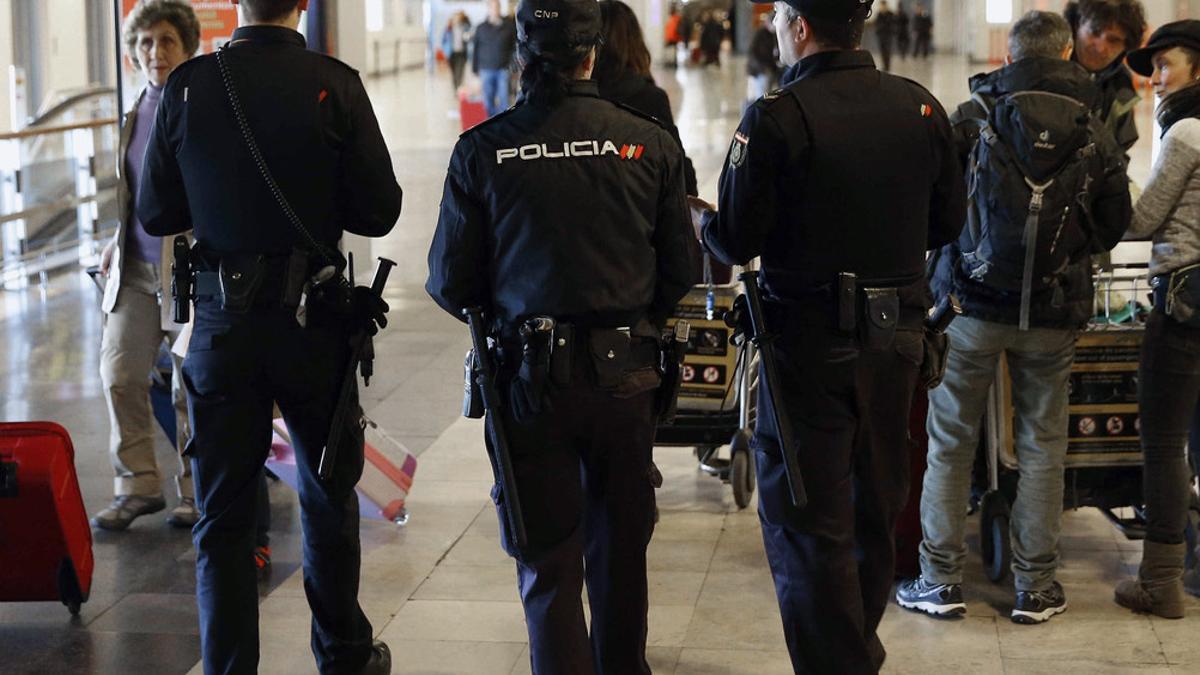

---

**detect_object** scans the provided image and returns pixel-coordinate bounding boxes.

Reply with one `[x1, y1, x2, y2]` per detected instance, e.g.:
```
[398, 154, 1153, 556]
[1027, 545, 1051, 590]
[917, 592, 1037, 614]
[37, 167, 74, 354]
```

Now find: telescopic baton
[463, 306, 528, 550]
[318, 257, 396, 482]
[736, 271, 808, 508]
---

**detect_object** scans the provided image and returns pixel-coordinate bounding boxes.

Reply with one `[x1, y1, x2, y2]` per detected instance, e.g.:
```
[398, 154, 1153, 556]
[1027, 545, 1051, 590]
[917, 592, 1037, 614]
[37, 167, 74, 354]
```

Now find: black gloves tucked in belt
[351, 285, 390, 336]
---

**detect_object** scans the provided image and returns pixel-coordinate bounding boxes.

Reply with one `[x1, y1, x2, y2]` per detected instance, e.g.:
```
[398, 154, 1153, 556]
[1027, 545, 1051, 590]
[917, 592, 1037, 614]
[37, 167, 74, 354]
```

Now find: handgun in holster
[656, 320, 691, 424]
[171, 236, 193, 324]
[511, 316, 556, 422]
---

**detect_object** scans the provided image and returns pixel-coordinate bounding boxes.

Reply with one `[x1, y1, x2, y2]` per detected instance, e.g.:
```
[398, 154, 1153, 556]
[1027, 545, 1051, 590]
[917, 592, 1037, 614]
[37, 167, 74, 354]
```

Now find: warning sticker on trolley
[682, 364, 726, 386]
[1070, 412, 1138, 439]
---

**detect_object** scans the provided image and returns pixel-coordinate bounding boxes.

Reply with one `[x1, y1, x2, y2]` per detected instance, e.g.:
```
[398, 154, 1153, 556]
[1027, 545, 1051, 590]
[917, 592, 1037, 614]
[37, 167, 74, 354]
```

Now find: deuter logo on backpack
[959, 90, 1097, 330]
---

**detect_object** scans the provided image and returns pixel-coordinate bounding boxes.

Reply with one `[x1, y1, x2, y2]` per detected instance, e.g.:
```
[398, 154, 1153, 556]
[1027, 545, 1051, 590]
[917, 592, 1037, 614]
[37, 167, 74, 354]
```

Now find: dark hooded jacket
[931, 57, 1132, 329]
[1076, 52, 1141, 153]
[595, 69, 699, 196]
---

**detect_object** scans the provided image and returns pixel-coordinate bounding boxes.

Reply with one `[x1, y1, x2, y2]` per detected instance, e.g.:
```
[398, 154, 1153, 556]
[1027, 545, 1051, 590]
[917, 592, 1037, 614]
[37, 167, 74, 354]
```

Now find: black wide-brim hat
[516, 0, 602, 55]
[748, 0, 872, 22]
[1127, 20, 1200, 77]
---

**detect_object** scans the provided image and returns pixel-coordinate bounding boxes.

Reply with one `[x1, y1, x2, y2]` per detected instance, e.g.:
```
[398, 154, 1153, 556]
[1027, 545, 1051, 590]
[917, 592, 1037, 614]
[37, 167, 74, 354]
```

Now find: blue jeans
[480, 68, 510, 118]
[919, 316, 1076, 591]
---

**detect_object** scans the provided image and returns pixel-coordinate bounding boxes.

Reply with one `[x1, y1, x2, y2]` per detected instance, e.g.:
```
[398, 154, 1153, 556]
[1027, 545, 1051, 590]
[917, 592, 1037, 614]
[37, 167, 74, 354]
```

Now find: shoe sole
[1011, 602, 1068, 624]
[896, 596, 967, 617]
[166, 516, 198, 528]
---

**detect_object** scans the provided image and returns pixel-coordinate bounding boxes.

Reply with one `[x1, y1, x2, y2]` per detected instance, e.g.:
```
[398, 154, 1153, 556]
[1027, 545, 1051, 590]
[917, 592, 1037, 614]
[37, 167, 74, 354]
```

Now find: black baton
[318, 257, 396, 482]
[738, 271, 808, 508]
[463, 306, 528, 550]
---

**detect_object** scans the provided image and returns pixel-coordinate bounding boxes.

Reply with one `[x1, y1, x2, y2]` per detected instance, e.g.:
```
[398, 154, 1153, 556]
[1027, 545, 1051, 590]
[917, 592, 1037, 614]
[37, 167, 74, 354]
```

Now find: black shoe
[359, 640, 390, 675]
[1012, 581, 1068, 624]
[895, 576, 966, 617]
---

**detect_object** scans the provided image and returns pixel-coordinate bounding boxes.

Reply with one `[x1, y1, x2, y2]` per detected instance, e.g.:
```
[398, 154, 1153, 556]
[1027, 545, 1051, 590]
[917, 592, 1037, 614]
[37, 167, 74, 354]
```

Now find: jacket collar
[230, 25, 306, 47]
[567, 79, 601, 98]
[781, 49, 876, 86]
[969, 57, 1100, 110]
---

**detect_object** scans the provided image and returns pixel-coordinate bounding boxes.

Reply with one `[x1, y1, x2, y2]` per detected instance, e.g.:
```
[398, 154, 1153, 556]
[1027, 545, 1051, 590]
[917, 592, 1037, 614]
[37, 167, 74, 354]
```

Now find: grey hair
[122, 0, 202, 58]
[778, 2, 802, 24]
[1008, 10, 1072, 62]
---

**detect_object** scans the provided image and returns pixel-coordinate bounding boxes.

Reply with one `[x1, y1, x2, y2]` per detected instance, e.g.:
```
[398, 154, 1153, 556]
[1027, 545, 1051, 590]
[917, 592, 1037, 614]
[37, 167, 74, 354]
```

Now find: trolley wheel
[979, 490, 1011, 584]
[729, 430, 755, 509]
[66, 601, 81, 616]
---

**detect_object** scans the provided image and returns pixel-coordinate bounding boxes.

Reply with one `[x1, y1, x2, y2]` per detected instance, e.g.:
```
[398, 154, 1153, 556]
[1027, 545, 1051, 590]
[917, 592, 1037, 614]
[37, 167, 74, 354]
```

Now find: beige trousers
[99, 259, 194, 498]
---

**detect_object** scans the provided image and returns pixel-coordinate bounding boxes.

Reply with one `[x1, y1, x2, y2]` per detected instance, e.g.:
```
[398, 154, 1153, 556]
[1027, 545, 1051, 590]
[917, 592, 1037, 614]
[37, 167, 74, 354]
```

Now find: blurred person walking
[473, 0, 519, 117]
[442, 11, 473, 90]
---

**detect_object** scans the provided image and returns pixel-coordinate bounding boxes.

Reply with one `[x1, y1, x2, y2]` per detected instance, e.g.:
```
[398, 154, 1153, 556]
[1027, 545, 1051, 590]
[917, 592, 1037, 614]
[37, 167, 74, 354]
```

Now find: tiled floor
[1, 49, 1191, 674]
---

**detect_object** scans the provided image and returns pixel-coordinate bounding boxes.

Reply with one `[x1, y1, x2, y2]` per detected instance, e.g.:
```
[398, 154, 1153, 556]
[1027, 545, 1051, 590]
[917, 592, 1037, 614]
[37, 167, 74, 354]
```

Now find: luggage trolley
[975, 262, 1152, 581]
[655, 260, 760, 509]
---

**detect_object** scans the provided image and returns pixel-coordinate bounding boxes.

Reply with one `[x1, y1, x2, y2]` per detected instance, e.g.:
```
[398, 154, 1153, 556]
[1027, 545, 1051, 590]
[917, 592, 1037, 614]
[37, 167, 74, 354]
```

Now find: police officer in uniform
[426, 0, 696, 670]
[137, 1, 401, 673]
[691, 0, 965, 671]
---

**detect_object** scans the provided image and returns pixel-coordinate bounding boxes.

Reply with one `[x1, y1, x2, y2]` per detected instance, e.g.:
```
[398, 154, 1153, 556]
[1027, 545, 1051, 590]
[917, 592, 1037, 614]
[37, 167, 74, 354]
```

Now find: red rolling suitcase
[0, 422, 94, 614]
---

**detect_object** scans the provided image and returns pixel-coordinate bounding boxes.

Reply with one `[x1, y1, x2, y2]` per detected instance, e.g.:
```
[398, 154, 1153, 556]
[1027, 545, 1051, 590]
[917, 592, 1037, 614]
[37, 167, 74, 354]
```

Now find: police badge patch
[729, 131, 749, 169]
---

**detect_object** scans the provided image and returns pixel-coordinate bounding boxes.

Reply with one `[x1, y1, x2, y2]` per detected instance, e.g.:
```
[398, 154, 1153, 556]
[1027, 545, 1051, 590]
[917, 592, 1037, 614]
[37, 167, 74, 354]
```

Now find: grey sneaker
[1012, 581, 1068, 624]
[92, 495, 166, 531]
[895, 576, 967, 617]
[167, 497, 200, 528]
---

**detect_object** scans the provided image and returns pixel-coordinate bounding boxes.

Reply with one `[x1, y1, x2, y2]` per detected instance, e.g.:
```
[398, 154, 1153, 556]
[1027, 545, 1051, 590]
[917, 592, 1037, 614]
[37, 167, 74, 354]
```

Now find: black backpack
[958, 91, 1098, 330]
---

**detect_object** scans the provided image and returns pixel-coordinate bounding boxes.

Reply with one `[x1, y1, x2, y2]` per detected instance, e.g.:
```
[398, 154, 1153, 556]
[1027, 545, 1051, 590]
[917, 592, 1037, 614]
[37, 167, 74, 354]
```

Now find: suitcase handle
[0, 460, 16, 498]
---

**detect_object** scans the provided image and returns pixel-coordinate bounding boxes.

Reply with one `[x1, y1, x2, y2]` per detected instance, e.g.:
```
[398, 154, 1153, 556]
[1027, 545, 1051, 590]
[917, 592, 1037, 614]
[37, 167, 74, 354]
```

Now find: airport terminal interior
[4, 0, 1200, 673]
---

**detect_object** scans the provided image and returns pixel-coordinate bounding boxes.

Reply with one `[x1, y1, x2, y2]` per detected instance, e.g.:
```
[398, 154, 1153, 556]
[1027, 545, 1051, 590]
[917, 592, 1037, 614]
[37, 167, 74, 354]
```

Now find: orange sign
[122, 0, 240, 54]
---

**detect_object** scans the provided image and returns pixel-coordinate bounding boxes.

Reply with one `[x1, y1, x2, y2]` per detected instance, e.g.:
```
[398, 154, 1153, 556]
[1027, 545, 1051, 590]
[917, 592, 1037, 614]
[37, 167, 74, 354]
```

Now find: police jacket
[137, 26, 402, 254]
[931, 57, 1131, 330]
[425, 80, 697, 332]
[700, 50, 965, 304]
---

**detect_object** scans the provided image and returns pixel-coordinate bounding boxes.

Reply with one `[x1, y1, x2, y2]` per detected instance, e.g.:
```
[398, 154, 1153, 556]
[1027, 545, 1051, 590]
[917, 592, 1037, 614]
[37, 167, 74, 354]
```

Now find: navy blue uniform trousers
[754, 304, 923, 674]
[488, 353, 659, 675]
[183, 299, 373, 675]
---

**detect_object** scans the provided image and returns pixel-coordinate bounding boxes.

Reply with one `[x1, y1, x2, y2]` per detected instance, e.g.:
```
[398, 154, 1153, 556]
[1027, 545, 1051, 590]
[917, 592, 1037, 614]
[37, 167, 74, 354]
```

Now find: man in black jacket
[897, 10, 1131, 626]
[426, 0, 696, 671]
[473, 0, 518, 117]
[1064, 0, 1147, 153]
[691, 0, 964, 670]
[138, 0, 401, 672]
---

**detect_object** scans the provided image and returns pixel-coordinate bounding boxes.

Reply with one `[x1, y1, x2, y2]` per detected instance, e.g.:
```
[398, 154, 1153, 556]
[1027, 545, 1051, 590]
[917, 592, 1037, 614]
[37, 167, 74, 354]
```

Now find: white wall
[42, 0, 90, 98]
[0, 0, 14, 132]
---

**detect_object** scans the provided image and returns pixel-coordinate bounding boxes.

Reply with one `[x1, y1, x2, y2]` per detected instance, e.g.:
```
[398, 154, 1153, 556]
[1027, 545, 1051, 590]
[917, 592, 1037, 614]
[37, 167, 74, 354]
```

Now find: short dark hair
[1009, 11, 1072, 62]
[122, 0, 201, 57]
[1064, 0, 1147, 52]
[240, 0, 302, 23]
[781, 2, 872, 50]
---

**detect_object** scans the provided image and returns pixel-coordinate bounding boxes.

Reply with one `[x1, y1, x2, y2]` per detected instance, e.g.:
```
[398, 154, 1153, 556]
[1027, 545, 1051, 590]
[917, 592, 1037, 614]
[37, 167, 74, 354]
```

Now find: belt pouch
[218, 254, 267, 313]
[588, 329, 631, 388]
[550, 323, 574, 386]
[860, 287, 899, 350]
[1166, 265, 1200, 327]
[282, 248, 309, 309]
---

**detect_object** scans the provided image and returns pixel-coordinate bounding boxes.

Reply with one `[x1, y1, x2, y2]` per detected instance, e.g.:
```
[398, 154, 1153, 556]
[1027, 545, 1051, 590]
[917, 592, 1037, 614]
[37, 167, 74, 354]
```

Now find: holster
[656, 321, 690, 423]
[463, 349, 485, 419]
[860, 287, 900, 351]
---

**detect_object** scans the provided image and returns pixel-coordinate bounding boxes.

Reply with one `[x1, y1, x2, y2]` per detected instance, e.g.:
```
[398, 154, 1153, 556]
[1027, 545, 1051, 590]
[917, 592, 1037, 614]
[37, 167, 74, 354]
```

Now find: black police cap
[1127, 20, 1200, 77]
[748, 0, 873, 22]
[516, 0, 602, 54]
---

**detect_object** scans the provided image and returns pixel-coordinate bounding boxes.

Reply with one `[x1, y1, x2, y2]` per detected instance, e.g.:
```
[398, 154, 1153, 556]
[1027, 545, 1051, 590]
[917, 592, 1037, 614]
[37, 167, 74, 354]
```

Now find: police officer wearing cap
[425, 0, 696, 671]
[690, 0, 965, 671]
[137, 1, 401, 673]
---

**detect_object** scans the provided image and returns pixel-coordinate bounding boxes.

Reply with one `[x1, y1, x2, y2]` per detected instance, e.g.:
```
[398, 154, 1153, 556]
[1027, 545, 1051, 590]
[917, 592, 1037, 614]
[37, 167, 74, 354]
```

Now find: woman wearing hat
[1114, 19, 1200, 619]
[426, 0, 697, 671]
